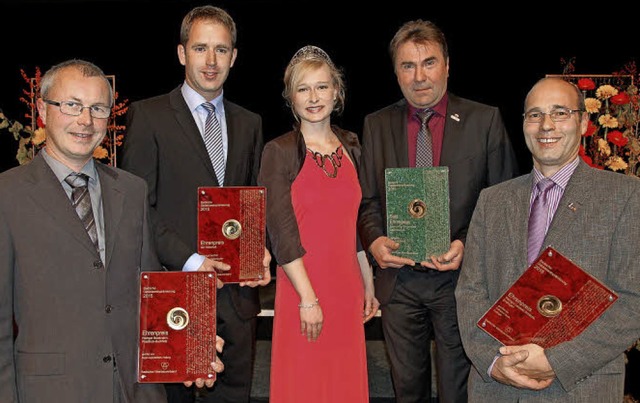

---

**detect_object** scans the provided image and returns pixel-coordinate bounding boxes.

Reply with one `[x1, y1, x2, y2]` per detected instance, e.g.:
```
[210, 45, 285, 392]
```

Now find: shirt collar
[408, 92, 448, 120]
[532, 156, 580, 190]
[41, 147, 98, 184]
[181, 82, 225, 115]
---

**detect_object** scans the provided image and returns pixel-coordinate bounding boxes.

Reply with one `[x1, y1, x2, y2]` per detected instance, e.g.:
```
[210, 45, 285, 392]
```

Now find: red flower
[610, 92, 630, 105]
[608, 130, 628, 147]
[36, 116, 45, 128]
[580, 154, 592, 164]
[577, 78, 596, 90]
[583, 120, 597, 137]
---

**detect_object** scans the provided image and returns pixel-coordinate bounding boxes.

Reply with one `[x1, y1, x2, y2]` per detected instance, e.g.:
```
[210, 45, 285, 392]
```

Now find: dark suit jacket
[0, 153, 166, 403]
[358, 94, 518, 304]
[121, 86, 264, 319]
[456, 161, 640, 401]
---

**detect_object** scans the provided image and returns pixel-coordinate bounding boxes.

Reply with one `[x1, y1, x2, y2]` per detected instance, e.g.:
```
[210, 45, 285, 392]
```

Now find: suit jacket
[0, 153, 166, 403]
[456, 161, 640, 402]
[121, 86, 264, 319]
[358, 94, 518, 304]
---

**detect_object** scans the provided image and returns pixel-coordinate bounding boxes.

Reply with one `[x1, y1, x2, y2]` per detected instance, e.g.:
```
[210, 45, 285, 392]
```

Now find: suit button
[103, 355, 112, 363]
[105, 305, 113, 313]
[94, 260, 103, 270]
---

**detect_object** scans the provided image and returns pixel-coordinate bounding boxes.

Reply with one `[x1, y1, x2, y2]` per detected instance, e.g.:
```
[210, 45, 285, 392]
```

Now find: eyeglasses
[43, 99, 111, 119]
[523, 107, 584, 123]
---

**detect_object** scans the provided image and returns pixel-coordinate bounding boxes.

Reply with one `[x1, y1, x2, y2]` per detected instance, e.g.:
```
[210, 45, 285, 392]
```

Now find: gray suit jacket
[0, 153, 166, 403]
[358, 94, 518, 304]
[121, 86, 264, 319]
[456, 160, 640, 402]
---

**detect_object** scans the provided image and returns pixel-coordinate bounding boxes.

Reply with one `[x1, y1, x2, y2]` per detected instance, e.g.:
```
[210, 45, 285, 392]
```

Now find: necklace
[307, 145, 344, 178]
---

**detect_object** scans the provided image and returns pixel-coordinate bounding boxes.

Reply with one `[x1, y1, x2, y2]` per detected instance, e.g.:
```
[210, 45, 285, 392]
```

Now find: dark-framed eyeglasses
[43, 99, 111, 119]
[523, 107, 584, 123]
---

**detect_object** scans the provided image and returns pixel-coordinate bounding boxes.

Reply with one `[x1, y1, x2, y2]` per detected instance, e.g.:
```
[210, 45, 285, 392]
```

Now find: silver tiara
[289, 45, 334, 67]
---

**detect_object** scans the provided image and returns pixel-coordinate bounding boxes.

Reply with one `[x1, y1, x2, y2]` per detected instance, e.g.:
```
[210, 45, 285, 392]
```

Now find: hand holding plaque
[197, 186, 267, 282]
[477, 247, 618, 348]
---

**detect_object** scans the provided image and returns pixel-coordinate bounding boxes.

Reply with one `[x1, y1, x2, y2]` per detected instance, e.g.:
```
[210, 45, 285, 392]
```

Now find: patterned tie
[416, 109, 435, 167]
[201, 102, 226, 186]
[527, 178, 555, 265]
[65, 173, 99, 250]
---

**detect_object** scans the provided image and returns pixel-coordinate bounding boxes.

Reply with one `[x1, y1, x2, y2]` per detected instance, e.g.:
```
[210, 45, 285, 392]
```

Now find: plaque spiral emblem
[222, 219, 242, 240]
[537, 295, 562, 317]
[167, 307, 189, 330]
[408, 199, 427, 218]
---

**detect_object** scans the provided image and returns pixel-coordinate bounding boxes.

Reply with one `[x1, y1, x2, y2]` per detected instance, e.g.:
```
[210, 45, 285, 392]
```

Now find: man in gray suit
[358, 19, 518, 403]
[0, 59, 222, 403]
[456, 77, 640, 401]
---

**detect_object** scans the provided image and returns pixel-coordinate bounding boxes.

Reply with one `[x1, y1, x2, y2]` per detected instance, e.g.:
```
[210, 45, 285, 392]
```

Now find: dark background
[1, 0, 638, 398]
[1, 0, 638, 175]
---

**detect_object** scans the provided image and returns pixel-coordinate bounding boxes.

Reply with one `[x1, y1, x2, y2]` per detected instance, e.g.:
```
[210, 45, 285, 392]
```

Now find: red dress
[269, 145, 369, 402]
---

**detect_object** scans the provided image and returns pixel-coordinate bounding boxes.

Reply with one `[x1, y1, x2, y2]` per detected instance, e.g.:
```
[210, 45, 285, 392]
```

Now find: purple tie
[527, 178, 555, 265]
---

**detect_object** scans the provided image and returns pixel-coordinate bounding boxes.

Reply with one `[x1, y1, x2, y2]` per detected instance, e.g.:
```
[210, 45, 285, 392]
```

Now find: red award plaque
[197, 186, 266, 282]
[477, 247, 618, 348]
[138, 271, 217, 383]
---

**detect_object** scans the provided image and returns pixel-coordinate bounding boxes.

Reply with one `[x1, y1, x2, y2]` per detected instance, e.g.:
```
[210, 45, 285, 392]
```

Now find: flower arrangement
[1, 67, 128, 167]
[558, 64, 640, 178]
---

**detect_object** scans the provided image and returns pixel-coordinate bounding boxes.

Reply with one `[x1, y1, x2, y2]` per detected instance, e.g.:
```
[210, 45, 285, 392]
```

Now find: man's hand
[198, 257, 230, 289]
[240, 248, 272, 287]
[421, 239, 464, 271]
[491, 346, 553, 390]
[362, 293, 380, 323]
[369, 236, 415, 268]
[500, 344, 555, 381]
[183, 335, 225, 388]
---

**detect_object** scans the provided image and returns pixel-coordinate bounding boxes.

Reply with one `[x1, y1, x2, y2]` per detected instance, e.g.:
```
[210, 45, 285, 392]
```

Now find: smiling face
[394, 39, 449, 109]
[178, 19, 237, 101]
[291, 63, 337, 124]
[37, 66, 110, 171]
[523, 78, 589, 177]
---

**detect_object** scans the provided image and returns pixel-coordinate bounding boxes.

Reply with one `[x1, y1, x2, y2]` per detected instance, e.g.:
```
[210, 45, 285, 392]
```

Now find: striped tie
[527, 178, 555, 265]
[201, 102, 226, 186]
[65, 172, 99, 250]
[416, 109, 435, 167]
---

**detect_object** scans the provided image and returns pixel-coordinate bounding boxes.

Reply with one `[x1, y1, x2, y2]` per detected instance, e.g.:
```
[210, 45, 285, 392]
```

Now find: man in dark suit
[358, 20, 518, 403]
[0, 59, 222, 403]
[456, 77, 640, 402]
[121, 6, 270, 403]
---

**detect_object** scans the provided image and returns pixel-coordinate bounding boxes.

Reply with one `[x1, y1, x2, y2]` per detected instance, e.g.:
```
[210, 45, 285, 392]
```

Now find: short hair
[525, 77, 586, 112]
[180, 5, 237, 48]
[282, 45, 346, 119]
[40, 59, 113, 106]
[389, 20, 449, 67]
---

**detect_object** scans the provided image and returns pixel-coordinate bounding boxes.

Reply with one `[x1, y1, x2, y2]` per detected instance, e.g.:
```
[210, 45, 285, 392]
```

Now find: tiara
[289, 45, 334, 67]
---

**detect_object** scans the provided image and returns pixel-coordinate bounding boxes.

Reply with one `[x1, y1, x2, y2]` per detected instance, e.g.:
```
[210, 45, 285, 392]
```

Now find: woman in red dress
[258, 45, 379, 403]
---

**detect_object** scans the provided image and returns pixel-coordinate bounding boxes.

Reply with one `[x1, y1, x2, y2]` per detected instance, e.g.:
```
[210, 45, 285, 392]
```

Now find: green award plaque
[385, 167, 450, 261]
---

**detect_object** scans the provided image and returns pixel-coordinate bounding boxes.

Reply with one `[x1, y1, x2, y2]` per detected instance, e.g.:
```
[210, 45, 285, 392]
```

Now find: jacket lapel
[27, 154, 99, 254]
[390, 100, 409, 167]
[97, 164, 124, 270]
[169, 88, 219, 182]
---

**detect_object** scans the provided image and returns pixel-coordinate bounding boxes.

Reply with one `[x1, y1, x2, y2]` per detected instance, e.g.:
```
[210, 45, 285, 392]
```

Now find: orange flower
[577, 78, 596, 90]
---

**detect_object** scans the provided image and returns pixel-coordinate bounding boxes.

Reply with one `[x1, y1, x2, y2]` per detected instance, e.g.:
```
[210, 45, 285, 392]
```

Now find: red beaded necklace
[307, 145, 344, 178]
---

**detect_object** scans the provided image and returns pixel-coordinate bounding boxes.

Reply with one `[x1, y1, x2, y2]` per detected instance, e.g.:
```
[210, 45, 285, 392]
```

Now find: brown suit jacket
[0, 153, 166, 403]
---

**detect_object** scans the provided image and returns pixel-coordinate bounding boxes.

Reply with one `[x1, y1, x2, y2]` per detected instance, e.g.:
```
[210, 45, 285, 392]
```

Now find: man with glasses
[456, 77, 640, 401]
[0, 59, 223, 403]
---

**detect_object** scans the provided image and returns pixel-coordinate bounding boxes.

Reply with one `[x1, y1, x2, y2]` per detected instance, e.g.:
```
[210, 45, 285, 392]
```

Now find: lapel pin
[450, 113, 460, 122]
[568, 202, 577, 212]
